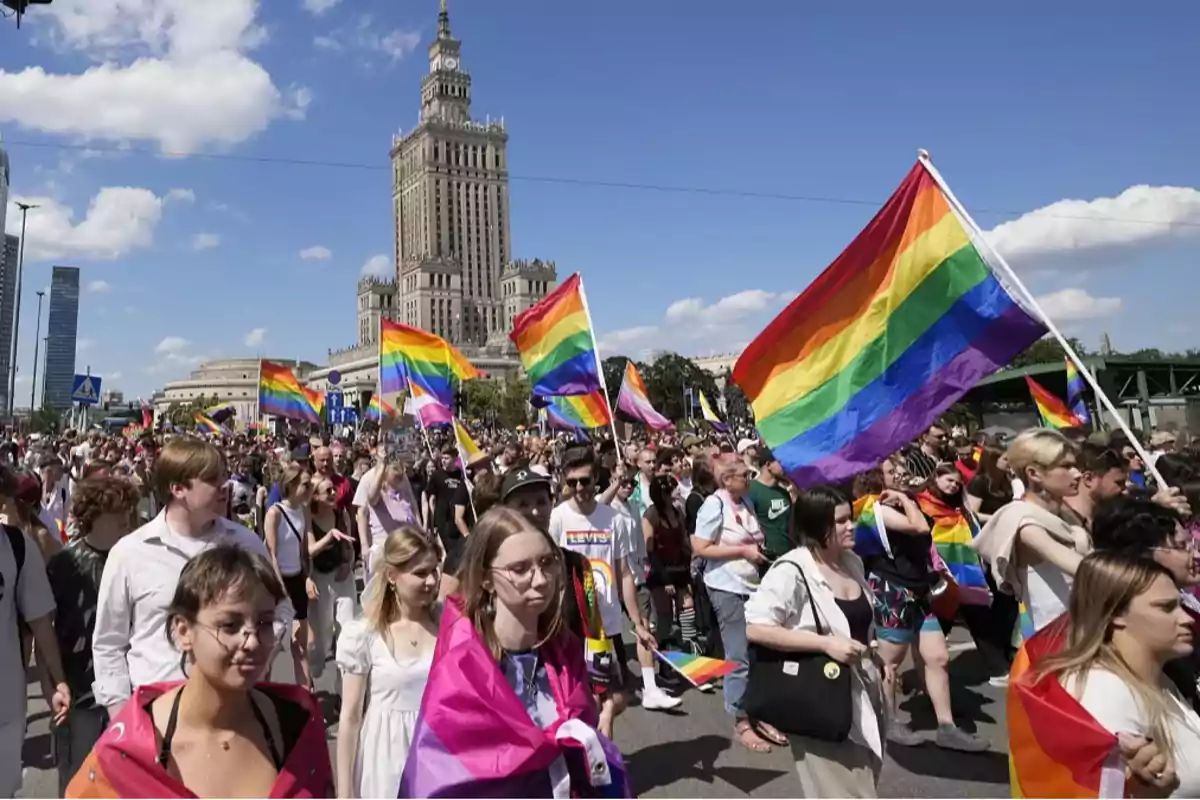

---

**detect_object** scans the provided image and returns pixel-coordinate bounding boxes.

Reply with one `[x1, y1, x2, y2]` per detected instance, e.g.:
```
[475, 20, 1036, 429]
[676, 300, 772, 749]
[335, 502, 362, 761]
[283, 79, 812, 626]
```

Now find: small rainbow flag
[1065, 359, 1091, 426]
[404, 379, 454, 427]
[546, 391, 612, 430]
[916, 492, 990, 606]
[732, 159, 1046, 487]
[653, 650, 737, 687]
[192, 411, 227, 436]
[852, 495, 892, 559]
[454, 418, 485, 464]
[1025, 376, 1084, 429]
[258, 360, 320, 424]
[616, 361, 673, 430]
[364, 394, 397, 423]
[508, 273, 603, 397]
[1009, 619, 1126, 798]
[697, 390, 727, 432]
[379, 318, 479, 409]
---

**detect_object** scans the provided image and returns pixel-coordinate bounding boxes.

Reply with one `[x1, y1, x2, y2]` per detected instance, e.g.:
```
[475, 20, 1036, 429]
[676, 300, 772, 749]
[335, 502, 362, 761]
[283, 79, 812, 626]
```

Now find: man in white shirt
[92, 438, 294, 719]
[549, 448, 659, 738]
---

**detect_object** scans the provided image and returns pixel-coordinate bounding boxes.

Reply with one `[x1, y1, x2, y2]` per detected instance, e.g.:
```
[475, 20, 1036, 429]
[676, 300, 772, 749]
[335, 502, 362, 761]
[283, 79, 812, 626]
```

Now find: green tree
[601, 356, 628, 411]
[721, 369, 750, 422]
[1009, 336, 1091, 368]
[642, 352, 721, 424]
[460, 380, 501, 423]
[29, 407, 61, 434]
[497, 375, 534, 429]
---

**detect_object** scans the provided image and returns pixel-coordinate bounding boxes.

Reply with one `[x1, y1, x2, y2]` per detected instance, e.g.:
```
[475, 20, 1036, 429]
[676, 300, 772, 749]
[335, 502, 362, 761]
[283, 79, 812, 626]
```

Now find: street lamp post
[30, 289, 44, 412]
[8, 201, 37, 419]
[40, 335, 48, 410]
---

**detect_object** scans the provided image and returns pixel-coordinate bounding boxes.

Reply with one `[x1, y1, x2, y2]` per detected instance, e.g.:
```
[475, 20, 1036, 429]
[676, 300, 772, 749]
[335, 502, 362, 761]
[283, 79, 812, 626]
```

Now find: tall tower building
[356, 276, 398, 348]
[43, 266, 80, 411]
[0, 138, 9, 250]
[390, 0, 512, 348]
[0, 236, 17, 413]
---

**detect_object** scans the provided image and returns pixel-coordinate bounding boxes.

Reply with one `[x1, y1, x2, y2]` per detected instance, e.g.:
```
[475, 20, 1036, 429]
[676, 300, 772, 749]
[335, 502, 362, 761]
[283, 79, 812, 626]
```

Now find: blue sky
[1, 0, 1198, 401]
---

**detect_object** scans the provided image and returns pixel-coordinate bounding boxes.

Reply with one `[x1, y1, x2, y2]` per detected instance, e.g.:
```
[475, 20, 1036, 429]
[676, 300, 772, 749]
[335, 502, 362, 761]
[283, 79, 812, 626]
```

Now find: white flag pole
[917, 150, 1165, 487]
[576, 276, 623, 446]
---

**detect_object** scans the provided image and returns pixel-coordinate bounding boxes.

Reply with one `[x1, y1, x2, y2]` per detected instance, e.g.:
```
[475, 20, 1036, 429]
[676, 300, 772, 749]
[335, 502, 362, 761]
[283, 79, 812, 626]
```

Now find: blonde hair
[153, 437, 224, 505]
[457, 506, 563, 661]
[360, 525, 441, 633]
[1033, 552, 1185, 758]
[278, 462, 309, 500]
[1007, 429, 1073, 482]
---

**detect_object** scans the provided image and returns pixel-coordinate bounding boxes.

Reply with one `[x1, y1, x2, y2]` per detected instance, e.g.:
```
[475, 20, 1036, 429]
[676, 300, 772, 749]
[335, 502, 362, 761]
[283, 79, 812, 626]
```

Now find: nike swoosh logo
[767, 507, 788, 520]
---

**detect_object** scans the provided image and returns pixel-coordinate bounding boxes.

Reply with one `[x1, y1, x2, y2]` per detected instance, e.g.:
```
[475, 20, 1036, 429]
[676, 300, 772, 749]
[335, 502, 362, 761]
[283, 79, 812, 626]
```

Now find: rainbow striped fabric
[379, 318, 479, 408]
[916, 492, 990, 605]
[303, 387, 325, 419]
[616, 361, 673, 430]
[1009, 619, 1126, 798]
[258, 360, 320, 423]
[508, 273, 603, 396]
[732, 161, 1046, 487]
[851, 495, 892, 559]
[364, 394, 397, 422]
[698, 390, 727, 432]
[1065, 359, 1092, 425]
[546, 391, 612, 430]
[192, 412, 226, 436]
[454, 418, 485, 464]
[653, 650, 737, 687]
[404, 380, 454, 427]
[1026, 376, 1084, 429]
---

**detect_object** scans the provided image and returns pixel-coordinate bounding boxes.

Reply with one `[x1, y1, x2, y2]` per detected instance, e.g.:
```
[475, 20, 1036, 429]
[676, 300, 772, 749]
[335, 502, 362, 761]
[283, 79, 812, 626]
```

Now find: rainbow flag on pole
[732, 159, 1046, 487]
[365, 394, 398, 423]
[653, 650, 737, 688]
[508, 273, 603, 396]
[303, 387, 325, 420]
[258, 360, 320, 424]
[1026, 376, 1084, 429]
[698, 390, 727, 432]
[192, 411, 227, 436]
[545, 391, 612, 430]
[1065, 359, 1091, 425]
[616, 361, 673, 430]
[379, 318, 479, 408]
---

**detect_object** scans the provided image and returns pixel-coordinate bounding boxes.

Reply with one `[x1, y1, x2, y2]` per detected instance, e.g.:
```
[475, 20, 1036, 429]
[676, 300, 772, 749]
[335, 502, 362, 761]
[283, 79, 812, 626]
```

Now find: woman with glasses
[336, 526, 440, 799]
[67, 545, 333, 798]
[264, 463, 317, 690]
[399, 507, 629, 798]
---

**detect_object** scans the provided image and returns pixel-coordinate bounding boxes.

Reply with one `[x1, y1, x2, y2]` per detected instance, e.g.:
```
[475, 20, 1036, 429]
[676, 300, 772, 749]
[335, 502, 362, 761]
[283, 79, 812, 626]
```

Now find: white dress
[336, 616, 435, 799]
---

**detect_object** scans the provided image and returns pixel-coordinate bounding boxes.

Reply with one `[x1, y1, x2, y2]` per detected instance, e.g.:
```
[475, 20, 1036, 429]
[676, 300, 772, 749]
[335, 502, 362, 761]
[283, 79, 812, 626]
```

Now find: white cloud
[360, 254, 391, 278]
[597, 289, 794, 359]
[986, 185, 1200, 265]
[155, 336, 189, 355]
[243, 327, 266, 347]
[1034, 287, 1123, 323]
[5, 187, 168, 261]
[77, 338, 95, 352]
[302, 0, 341, 15]
[191, 232, 221, 251]
[299, 245, 332, 261]
[86, 279, 111, 293]
[165, 188, 194, 203]
[314, 15, 421, 63]
[0, 0, 310, 152]
[109, 371, 123, 380]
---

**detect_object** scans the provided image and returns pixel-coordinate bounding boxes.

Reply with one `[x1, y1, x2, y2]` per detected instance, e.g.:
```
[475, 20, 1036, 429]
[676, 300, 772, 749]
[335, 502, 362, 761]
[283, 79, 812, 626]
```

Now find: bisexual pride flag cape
[399, 596, 631, 798]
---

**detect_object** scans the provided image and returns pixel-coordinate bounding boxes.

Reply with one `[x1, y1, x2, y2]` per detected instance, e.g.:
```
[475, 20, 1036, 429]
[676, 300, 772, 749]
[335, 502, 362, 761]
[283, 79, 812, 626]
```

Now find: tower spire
[437, 0, 451, 40]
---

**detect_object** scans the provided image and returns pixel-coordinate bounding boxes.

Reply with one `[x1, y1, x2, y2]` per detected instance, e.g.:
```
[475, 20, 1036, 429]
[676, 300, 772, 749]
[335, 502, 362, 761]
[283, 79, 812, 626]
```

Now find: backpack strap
[4, 525, 25, 579]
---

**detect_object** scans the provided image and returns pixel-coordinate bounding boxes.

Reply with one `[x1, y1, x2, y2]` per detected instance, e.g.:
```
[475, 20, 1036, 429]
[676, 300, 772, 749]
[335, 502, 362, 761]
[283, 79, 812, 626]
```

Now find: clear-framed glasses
[491, 554, 561, 588]
[200, 619, 277, 649]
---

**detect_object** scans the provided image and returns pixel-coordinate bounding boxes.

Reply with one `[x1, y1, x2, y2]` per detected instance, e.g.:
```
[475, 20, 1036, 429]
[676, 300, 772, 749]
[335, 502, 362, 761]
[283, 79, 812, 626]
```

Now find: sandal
[753, 720, 788, 746]
[734, 720, 772, 753]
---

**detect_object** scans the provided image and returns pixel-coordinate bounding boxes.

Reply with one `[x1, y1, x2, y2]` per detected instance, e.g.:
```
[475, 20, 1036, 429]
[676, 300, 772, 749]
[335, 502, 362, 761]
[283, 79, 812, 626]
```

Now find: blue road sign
[328, 370, 342, 386]
[71, 374, 102, 405]
[326, 391, 344, 413]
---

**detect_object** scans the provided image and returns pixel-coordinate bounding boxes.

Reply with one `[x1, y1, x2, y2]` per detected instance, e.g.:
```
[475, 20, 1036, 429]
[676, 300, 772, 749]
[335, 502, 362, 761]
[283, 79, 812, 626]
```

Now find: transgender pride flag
[616, 361, 673, 430]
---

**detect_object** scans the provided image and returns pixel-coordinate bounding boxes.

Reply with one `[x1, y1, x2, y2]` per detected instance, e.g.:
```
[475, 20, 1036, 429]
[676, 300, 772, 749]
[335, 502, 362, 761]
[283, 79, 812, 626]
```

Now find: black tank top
[835, 594, 873, 646]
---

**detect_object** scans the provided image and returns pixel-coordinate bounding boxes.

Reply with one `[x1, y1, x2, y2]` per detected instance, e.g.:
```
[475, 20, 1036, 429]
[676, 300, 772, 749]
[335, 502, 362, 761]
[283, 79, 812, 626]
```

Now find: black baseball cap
[501, 465, 551, 500]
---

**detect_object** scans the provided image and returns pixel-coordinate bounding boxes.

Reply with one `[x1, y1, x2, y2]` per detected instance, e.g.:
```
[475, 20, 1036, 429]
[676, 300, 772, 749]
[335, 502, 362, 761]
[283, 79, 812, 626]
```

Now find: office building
[43, 266, 80, 411]
[0, 236, 16, 413]
[0, 138, 9, 256]
[390, 0, 555, 349]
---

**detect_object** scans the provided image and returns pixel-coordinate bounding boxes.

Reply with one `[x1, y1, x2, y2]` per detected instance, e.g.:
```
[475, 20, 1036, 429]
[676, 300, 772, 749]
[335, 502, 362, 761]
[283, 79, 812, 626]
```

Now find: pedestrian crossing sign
[71, 374, 102, 405]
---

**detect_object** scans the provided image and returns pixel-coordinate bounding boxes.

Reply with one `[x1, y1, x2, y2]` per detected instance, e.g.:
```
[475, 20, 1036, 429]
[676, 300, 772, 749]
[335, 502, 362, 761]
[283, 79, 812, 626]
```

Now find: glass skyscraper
[44, 266, 81, 411]
[0, 236, 16, 414]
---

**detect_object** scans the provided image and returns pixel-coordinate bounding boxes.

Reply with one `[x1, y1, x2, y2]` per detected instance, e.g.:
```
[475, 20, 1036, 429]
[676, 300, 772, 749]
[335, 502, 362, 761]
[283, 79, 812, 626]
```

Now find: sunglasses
[563, 476, 593, 488]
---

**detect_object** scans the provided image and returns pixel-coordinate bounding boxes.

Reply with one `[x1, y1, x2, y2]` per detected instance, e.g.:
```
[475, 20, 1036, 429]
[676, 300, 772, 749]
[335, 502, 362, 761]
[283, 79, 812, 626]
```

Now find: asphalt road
[20, 636, 1010, 798]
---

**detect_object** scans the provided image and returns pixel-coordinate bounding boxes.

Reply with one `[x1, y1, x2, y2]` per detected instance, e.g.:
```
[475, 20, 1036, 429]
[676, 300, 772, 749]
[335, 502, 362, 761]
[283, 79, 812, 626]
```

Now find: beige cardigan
[968, 500, 1086, 595]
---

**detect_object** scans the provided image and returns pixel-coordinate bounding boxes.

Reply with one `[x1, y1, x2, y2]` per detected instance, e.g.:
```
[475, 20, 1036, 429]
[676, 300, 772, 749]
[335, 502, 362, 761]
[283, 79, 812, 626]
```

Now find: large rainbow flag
[302, 387, 325, 420]
[508, 273, 603, 397]
[1026, 376, 1084, 429]
[258, 360, 320, 424]
[379, 318, 479, 409]
[732, 160, 1046, 487]
[1065, 359, 1092, 426]
[698, 390, 727, 432]
[1009, 619, 1126, 798]
[545, 391, 612, 430]
[616, 361, 673, 430]
[916, 492, 990, 606]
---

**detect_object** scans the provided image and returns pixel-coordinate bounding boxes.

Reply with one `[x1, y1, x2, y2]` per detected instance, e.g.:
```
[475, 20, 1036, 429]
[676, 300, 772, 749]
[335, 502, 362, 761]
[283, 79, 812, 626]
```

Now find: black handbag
[743, 560, 854, 742]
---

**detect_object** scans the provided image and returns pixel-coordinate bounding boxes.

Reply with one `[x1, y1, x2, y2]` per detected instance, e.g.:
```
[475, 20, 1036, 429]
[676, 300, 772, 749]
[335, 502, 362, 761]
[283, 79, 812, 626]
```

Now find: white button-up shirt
[91, 511, 295, 709]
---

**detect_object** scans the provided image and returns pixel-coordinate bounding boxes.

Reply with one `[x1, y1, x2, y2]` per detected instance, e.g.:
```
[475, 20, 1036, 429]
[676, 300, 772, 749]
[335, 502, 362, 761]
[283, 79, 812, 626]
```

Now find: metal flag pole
[576, 276, 622, 446]
[917, 149, 1167, 488]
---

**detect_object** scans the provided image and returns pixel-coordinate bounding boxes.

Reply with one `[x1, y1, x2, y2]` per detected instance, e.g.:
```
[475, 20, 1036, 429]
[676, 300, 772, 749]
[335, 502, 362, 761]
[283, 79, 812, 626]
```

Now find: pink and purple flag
[616, 360, 673, 430]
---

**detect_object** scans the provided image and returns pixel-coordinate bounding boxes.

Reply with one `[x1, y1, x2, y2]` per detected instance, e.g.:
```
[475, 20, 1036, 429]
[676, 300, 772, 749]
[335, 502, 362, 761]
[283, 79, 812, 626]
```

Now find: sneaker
[886, 722, 924, 747]
[641, 689, 683, 711]
[935, 724, 988, 752]
[697, 682, 716, 693]
[988, 673, 1010, 688]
